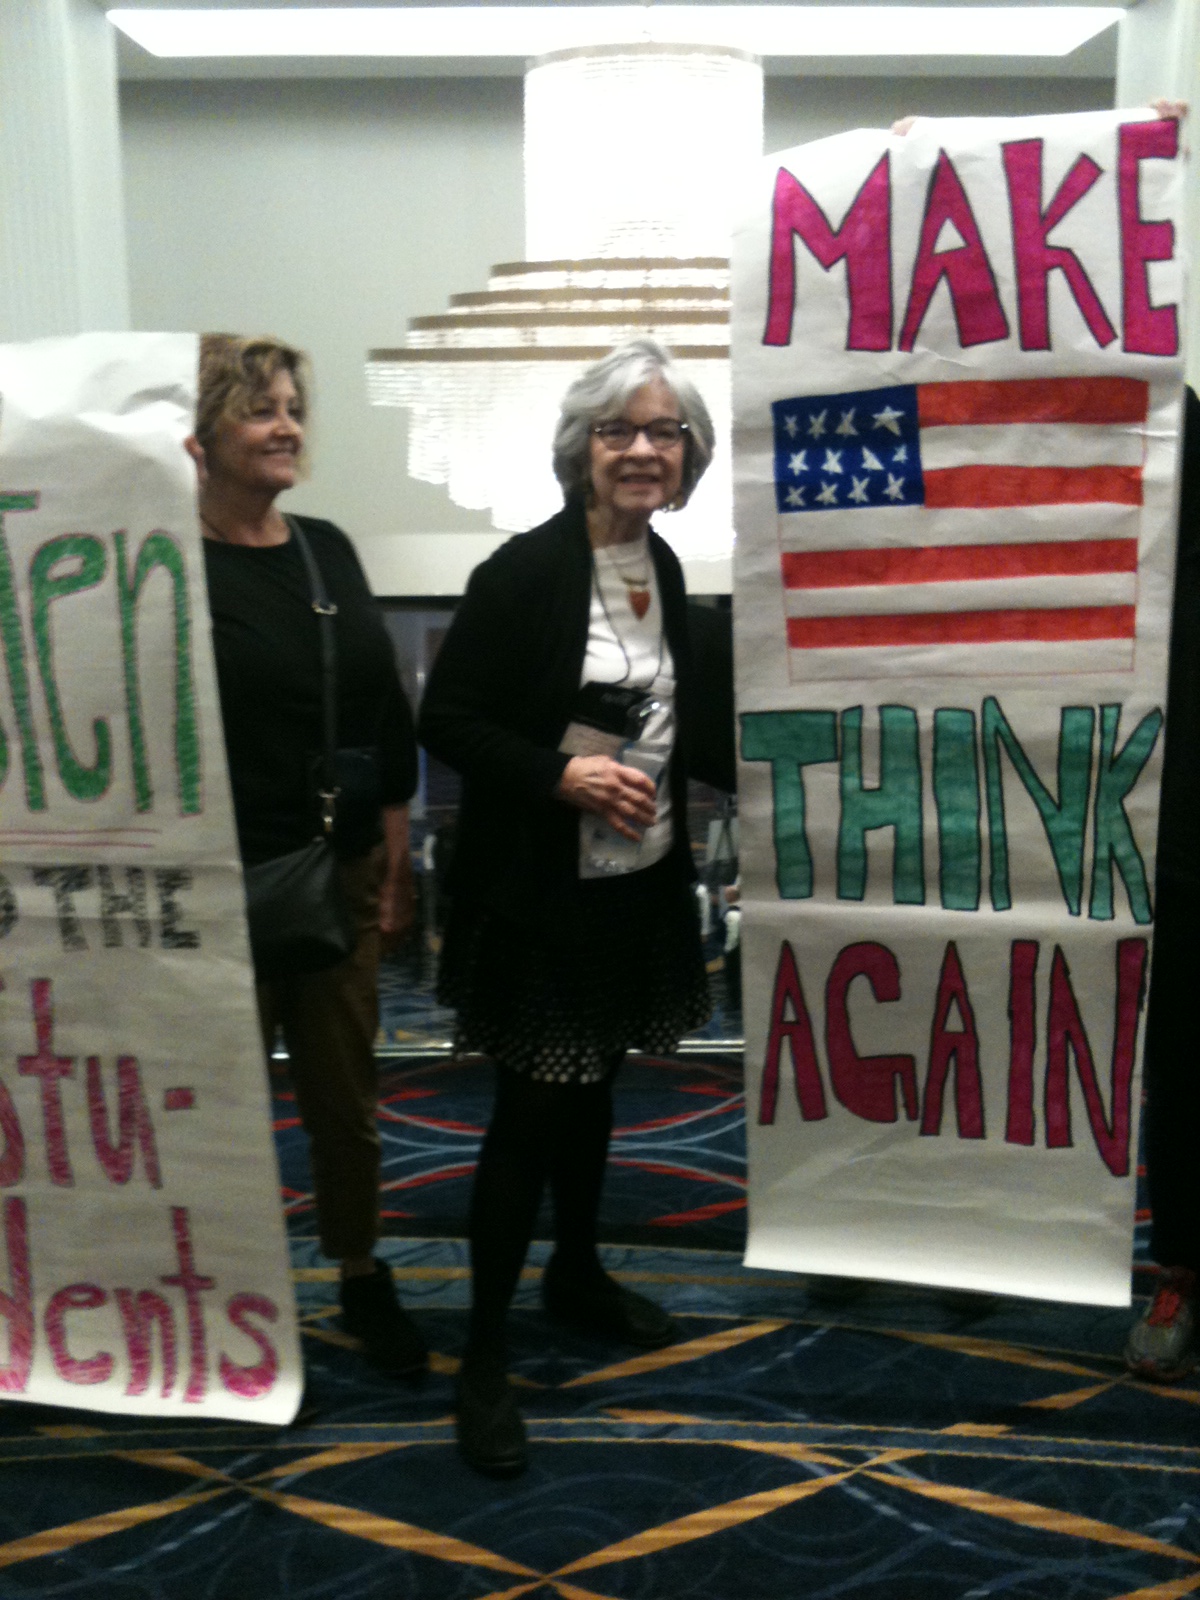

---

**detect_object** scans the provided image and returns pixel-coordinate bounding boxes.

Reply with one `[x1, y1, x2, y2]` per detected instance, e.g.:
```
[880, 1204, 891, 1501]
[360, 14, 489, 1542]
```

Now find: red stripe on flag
[923, 464, 1142, 509]
[780, 538, 1138, 589]
[787, 606, 1137, 649]
[917, 377, 1149, 427]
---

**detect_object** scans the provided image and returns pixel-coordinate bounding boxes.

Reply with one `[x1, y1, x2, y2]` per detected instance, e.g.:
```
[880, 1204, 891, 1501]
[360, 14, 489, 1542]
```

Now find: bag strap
[286, 516, 339, 835]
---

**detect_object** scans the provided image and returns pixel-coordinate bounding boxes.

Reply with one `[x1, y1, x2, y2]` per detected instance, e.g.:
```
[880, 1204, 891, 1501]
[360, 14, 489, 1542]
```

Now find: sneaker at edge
[1125, 1265, 1197, 1381]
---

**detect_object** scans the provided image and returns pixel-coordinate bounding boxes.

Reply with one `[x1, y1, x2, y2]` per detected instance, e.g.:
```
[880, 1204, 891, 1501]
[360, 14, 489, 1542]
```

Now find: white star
[847, 476, 870, 504]
[785, 485, 806, 508]
[892, 443, 908, 464]
[788, 450, 808, 475]
[806, 409, 828, 439]
[860, 446, 884, 472]
[816, 480, 839, 506]
[782, 413, 799, 438]
[873, 404, 904, 435]
[883, 474, 906, 502]
[836, 408, 858, 437]
[822, 448, 843, 474]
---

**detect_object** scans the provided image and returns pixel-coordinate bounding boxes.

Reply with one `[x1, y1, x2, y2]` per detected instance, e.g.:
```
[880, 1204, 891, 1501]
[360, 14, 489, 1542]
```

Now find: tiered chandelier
[366, 42, 764, 560]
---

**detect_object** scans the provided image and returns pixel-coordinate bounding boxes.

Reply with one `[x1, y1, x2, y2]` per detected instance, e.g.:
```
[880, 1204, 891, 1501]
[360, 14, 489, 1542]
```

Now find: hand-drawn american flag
[773, 375, 1148, 677]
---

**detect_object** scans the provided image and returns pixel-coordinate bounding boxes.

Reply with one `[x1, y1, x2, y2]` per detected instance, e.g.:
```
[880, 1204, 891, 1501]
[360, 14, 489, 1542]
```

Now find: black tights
[465, 1059, 619, 1367]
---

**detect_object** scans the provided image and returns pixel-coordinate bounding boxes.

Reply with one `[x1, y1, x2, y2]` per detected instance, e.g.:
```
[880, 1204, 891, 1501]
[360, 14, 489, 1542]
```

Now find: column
[0, 0, 129, 340]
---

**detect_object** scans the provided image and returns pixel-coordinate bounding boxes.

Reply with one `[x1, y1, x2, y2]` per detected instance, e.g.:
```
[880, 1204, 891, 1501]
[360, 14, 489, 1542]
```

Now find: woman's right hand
[556, 755, 658, 841]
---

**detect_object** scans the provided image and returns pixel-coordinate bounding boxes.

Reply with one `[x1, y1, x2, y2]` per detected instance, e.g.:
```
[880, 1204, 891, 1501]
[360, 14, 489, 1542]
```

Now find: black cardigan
[419, 500, 702, 916]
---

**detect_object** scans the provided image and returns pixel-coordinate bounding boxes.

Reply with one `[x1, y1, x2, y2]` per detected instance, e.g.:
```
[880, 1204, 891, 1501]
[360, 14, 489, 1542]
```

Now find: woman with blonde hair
[189, 334, 426, 1381]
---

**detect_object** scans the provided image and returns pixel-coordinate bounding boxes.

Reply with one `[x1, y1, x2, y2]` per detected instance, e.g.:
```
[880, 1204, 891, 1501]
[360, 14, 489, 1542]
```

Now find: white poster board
[732, 111, 1186, 1306]
[0, 334, 302, 1418]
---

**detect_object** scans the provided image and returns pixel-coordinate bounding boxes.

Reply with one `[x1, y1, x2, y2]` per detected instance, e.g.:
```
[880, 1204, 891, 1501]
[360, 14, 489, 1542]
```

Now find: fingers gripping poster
[0, 334, 301, 1418]
[731, 111, 1186, 1305]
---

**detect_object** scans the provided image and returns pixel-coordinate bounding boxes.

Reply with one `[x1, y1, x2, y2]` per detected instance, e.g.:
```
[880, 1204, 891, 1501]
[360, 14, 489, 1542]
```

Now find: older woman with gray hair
[419, 337, 720, 1475]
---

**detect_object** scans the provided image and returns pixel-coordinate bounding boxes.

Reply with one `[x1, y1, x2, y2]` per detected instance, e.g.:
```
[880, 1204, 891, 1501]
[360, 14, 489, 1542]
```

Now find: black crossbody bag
[243, 522, 358, 980]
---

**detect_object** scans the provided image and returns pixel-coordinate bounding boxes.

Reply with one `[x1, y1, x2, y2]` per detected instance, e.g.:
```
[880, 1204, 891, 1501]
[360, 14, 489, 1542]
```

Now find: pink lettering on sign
[1043, 939, 1146, 1177]
[219, 1294, 280, 1400]
[17, 979, 74, 1186]
[0, 977, 25, 1187]
[0, 1198, 32, 1393]
[1005, 940, 1039, 1147]
[758, 941, 827, 1124]
[1001, 139, 1116, 351]
[899, 150, 1010, 352]
[115, 1288, 177, 1398]
[763, 156, 893, 351]
[45, 1284, 113, 1385]
[159, 1207, 215, 1403]
[825, 943, 919, 1123]
[1118, 118, 1180, 355]
[87, 1056, 162, 1188]
[920, 942, 984, 1139]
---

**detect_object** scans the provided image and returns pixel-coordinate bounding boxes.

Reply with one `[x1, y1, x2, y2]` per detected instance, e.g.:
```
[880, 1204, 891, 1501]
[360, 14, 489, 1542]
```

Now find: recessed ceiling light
[107, 7, 1124, 60]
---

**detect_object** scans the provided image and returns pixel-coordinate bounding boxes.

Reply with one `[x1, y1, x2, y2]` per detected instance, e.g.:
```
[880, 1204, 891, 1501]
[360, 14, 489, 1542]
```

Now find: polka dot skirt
[438, 857, 710, 1083]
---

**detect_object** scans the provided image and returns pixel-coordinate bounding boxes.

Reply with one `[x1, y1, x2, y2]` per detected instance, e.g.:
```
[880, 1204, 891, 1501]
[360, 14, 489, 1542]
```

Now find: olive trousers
[255, 847, 385, 1262]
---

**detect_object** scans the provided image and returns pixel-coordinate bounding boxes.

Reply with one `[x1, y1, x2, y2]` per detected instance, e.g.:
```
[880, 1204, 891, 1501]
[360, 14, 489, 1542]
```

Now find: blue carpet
[275, 1054, 747, 1254]
[0, 1055, 1190, 1598]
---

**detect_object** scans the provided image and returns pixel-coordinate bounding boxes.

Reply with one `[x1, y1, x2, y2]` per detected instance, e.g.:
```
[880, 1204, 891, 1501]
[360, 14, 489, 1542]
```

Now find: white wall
[764, 73, 1114, 152]
[121, 70, 1116, 593]
[121, 76, 523, 553]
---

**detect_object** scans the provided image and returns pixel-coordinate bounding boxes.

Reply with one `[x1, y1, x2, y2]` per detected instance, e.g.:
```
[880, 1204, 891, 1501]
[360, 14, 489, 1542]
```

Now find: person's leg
[457, 1062, 554, 1476]
[545, 1071, 615, 1279]
[275, 848, 426, 1377]
[464, 1064, 553, 1369]
[1128, 874, 1200, 1377]
[542, 1058, 678, 1348]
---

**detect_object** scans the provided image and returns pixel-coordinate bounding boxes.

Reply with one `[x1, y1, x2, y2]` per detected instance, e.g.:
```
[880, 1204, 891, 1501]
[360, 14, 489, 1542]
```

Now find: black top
[203, 514, 417, 865]
[418, 498, 725, 919]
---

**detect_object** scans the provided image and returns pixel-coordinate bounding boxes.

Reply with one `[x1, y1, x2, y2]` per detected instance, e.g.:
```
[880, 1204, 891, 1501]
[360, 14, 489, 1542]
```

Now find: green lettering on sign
[933, 708, 981, 912]
[740, 709, 837, 898]
[0, 494, 44, 809]
[983, 696, 1094, 916]
[115, 531, 201, 814]
[30, 534, 112, 801]
[1089, 703, 1161, 924]
[838, 705, 924, 904]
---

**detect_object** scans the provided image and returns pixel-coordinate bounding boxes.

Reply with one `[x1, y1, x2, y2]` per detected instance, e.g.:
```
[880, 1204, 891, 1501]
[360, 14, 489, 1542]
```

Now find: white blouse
[577, 536, 676, 878]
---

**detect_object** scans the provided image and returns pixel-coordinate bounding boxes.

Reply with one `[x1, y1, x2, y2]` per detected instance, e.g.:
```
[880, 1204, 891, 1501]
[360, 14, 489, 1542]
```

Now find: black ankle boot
[340, 1260, 428, 1380]
[542, 1253, 679, 1348]
[456, 1354, 527, 1477]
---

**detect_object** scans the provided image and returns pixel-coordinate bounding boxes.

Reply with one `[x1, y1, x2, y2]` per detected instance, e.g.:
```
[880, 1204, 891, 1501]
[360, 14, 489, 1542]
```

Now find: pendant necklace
[591, 544, 663, 688]
[605, 537, 652, 620]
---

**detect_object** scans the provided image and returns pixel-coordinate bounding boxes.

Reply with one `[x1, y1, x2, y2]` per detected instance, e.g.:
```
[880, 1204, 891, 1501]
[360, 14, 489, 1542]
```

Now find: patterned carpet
[0, 1050, 1193, 1599]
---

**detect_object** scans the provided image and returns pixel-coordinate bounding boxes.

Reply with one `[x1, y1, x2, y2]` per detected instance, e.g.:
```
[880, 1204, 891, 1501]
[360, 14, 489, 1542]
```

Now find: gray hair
[552, 337, 715, 508]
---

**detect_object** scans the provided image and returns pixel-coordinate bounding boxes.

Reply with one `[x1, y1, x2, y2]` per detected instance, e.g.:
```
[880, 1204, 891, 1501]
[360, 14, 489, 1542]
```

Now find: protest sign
[0, 333, 302, 1418]
[732, 111, 1186, 1304]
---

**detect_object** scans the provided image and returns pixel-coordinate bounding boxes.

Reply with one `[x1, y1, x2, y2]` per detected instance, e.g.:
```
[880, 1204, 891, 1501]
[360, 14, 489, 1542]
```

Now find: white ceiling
[108, 0, 1125, 80]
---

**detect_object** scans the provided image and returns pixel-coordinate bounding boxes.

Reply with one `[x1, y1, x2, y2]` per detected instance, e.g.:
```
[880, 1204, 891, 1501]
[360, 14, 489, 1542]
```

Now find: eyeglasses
[592, 418, 689, 450]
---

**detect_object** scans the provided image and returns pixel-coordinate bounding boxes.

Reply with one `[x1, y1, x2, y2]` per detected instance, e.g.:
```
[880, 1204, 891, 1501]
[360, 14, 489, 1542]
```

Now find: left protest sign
[0, 333, 302, 1422]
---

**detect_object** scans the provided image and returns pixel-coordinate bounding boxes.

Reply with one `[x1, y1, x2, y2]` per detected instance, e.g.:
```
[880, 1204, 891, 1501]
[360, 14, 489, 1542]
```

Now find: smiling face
[588, 376, 686, 519]
[204, 369, 304, 495]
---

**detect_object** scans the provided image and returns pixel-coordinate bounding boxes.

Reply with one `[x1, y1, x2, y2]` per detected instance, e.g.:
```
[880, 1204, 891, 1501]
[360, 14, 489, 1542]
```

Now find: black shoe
[456, 1363, 527, 1477]
[340, 1260, 428, 1380]
[542, 1254, 679, 1349]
